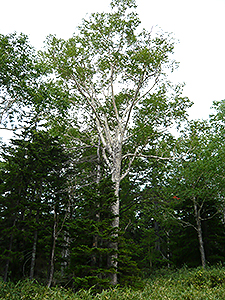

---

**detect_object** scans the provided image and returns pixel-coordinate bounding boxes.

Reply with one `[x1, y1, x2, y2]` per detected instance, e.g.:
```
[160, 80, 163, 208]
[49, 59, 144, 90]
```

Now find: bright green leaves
[42, 0, 183, 129]
[131, 47, 152, 65]
[210, 99, 225, 133]
[0, 33, 71, 133]
[133, 82, 192, 138]
[110, 0, 137, 10]
[170, 118, 225, 204]
[127, 34, 174, 78]
[0, 33, 38, 127]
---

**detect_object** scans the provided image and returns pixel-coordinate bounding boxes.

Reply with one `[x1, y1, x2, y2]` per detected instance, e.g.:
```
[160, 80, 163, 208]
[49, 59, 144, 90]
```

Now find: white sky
[0, 0, 225, 134]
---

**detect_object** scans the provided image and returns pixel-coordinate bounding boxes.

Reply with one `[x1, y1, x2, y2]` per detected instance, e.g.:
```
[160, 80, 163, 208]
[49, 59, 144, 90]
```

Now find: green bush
[1, 266, 225, 299]
[184, 266, 225, 288]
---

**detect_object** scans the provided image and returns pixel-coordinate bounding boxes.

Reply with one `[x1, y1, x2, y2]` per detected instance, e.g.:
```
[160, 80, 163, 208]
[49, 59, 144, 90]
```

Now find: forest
[0, 0, 225, 294]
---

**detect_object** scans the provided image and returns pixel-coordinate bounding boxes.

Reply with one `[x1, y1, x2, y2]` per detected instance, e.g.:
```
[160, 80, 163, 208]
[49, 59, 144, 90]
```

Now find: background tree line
[0, 0, 225, 292]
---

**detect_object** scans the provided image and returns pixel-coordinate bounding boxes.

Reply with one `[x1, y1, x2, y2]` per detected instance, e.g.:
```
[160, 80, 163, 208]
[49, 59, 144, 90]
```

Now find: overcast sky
[0, 0, 225, 123]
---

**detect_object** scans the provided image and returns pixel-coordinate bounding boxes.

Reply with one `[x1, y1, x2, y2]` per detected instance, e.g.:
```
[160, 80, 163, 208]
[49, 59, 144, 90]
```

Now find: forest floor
[1, 266, 225, 299]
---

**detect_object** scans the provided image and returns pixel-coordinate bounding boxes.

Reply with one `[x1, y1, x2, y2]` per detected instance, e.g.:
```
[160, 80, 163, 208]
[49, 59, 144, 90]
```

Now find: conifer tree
[0, 130, 70, 281]
[66, 178, 117, 292]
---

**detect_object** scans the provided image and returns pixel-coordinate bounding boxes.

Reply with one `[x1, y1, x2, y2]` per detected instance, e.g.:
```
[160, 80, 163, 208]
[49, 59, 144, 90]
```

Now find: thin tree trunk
[30, 185, 42, 280]
[61, 194, 72, 276]
[47, 206, 57, 288]
[48, 201, 69, 287]
[30, 211, 39, 280]
[3, 234, 13, 282]
[194, 201, 206, 269]
[30, 230, 38, 280]
[48, 236, 56, 288]
[96, 135, 101, 185]
[148, 243, 153, 269]
[3, 194, 21, 282]
[222, 196, 225, 225]
[3, 213, 18, 282]
[61, 233, 70, 275]
[166, 230, 170, 268]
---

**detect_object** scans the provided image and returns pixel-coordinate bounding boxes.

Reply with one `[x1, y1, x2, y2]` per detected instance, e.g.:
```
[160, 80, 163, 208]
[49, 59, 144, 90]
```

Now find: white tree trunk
[92, 137, 101, 266]
[30, 210, 39, 280]
[47, 206, 57, 288]
[29, 229, 37, 280]
[109, 143, 122, 285]
[194, 201, 206, 269]
[61, 233, 70, 275]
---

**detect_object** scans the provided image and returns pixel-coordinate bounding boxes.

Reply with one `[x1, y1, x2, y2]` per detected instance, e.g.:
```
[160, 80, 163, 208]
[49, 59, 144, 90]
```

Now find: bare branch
[120, 146, 142, 181]
[0, 125, 31, 131]
[121, 74, 145, 135]
[139, 154, 171, 160]
[70, 74, 113, 153]
[200, 211, 219, 221]
[121, 74, 159, 139]
[169, 212, 198, 231]
[124, 219, 131, 232]
[110, 64, 121, 129]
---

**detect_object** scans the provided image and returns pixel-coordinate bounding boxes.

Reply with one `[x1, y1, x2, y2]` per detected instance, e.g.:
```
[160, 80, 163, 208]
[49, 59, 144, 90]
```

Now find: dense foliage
[0, 0, 225, 295]
[1, 266, 225, 299]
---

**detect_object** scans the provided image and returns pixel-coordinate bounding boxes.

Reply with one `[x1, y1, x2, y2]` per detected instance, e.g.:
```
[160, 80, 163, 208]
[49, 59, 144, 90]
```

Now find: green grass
[1, 266, 225, 299]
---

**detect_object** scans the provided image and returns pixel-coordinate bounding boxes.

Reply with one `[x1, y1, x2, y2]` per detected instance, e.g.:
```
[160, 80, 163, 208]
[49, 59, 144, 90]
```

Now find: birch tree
[42, 0, 192, 284]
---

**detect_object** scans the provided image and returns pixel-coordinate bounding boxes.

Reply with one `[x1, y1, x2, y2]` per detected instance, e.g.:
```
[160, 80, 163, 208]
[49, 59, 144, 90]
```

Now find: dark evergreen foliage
[0, 130, 70, 282]
[67, 178, 118, 292]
